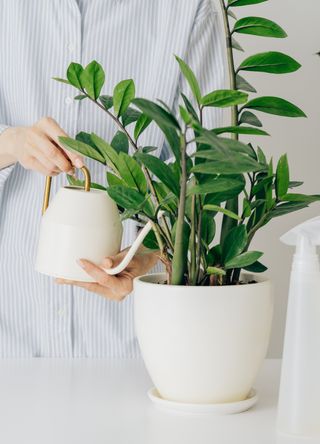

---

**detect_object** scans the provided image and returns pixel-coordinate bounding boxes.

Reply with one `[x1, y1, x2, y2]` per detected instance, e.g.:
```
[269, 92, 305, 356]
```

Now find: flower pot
[134, 273, 274, 404]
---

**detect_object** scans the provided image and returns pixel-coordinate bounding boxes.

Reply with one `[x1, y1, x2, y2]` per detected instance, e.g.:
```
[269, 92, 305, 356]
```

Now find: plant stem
[195, 203, 203, 283]
[219, 0, 239, 136]
[219, 0, 240, 248]
[189, 194, 197, 285]
[171, 133, 188, 285]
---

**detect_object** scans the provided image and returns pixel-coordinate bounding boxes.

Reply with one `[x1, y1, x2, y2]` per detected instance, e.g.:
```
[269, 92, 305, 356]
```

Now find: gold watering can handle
[42, 166, 91, 215]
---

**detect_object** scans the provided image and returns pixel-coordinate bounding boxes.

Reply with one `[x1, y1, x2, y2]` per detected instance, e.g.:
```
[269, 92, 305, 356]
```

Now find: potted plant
[54, 0, 319, 406]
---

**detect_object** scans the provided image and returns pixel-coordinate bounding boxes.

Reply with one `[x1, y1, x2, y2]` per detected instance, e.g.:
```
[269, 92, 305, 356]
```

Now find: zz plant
[54, 0, 319, 286]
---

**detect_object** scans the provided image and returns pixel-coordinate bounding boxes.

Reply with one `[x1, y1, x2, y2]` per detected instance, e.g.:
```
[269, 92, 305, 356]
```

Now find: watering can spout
[104, 211, 164, 275]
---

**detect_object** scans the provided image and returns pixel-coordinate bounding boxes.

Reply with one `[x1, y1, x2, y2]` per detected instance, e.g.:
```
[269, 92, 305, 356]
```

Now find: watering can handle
[103, 211, 165, 275]
[41, 166, 91, 215]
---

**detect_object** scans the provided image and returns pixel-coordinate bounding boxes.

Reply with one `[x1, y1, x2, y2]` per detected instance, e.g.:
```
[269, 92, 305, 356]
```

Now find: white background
[215, 0, 320, 357]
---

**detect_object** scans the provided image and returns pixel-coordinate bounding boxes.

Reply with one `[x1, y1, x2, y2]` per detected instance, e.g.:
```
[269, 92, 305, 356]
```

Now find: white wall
[215, 0, 320, 357]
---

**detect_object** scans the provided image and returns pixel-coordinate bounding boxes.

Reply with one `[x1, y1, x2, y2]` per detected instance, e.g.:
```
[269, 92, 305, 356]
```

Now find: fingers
[101, 248, 130, 269]
[77, 259, 122, 289]
[28, 157, 59, 176]
[36, 117, 83, 168]
[32, 131, 73, 174]
[55, 278, 125, 301]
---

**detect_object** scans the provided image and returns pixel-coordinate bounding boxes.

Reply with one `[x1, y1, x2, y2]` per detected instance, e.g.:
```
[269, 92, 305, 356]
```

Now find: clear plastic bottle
[277, 217, 320, 437]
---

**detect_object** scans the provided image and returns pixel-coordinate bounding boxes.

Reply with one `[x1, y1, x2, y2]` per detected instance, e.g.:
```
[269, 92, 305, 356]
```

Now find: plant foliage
[54, 0, 319, 286]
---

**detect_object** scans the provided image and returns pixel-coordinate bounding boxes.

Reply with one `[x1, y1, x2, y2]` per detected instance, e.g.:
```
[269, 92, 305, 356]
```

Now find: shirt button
[65, 97, 73, 106]
[67, 42, 75, 53]
[57, 307, 66, 317]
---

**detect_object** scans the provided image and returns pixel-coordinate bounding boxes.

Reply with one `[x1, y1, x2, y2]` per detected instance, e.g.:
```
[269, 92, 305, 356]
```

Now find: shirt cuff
[0, 125, 15, 191]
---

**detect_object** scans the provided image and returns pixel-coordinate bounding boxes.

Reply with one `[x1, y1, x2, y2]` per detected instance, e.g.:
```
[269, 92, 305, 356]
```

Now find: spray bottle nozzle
[280, 215, 320, 248]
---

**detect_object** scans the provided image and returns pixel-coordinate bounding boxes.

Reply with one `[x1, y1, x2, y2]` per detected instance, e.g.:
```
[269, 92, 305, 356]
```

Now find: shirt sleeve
[0, 125, 15, 192]
[161, 0, 225, 160]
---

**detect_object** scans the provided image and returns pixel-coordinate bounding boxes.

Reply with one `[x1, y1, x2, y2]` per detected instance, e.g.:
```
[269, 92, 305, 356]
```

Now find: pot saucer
[147, 387, 258, 415]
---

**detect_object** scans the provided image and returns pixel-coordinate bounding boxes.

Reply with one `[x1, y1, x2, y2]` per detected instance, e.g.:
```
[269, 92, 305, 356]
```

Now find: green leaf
[276, 154, 289, 198]
[175, 55, 201, 104]
[90, 133, 119, 172]
[120, 208, 138, 222]
[58, 136, 105, 164]
[243, 96, 306, 117]
[189, 175, 245, 196]
[239, 111, 263, 127]
[192, 154, 262, 174]
[133, 98, 181, 161]
[80, 60, 105, 100]
[117, 152, 147, 194]
[67, 174, 106, 191]
[111, 131, 129, 154]
[213, 126, 269, 136]
[76, 131, 97, 149]
[228, 0, 268, 6]
[132, 98, 180, 130]
[271, 202, 309, 218]
[153, 181, 177, 214]
[281, 193, 320, 203]
[195, 129, 255, 156]
[228, 9, 237, 19]
[257, 147, 267, 165]
[67, 62, 84, 89]
[201, 89, 248, 108]
[143, 230, 159, 250]
[201, 212, 216, 246]
[193, 129, 262, 174]
[252, 176, 273, 196]
[225, 251, 263, 269]
[181, 93, 199, 122]
[74, 94, 86, 100]
[121, 108, 141, 127]
[244, 260, 268, 273]
[242, 198, 252, 218]
[222, 225, 248, 263]
[179, 106, 192, 125]
[238, 51, 301, 74]
[203, 204, 241, 220]
[231, 37, 244, 52]
[289, 181, 304, 189]
[107, 186, 146, 210]
[233, 17, 287, 38]
[134, 113, 152, 141]
[52, 77, 70, 85]
[106, 172, 125, 187]
[135, 152, 180, 196]
[207, 267, 226, 276]
[134, 146, 158, 157]
[236, 74, 257, 93]
[113, 79, 135, 117]
[99, 95, 113, 110]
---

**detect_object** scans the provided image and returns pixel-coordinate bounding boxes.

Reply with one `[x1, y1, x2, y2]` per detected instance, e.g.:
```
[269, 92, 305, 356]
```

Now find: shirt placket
[49, 1, 82, 357]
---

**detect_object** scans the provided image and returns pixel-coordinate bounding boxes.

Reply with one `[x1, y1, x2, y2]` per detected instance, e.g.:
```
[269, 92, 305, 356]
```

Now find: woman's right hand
[0, 117, 83, 174]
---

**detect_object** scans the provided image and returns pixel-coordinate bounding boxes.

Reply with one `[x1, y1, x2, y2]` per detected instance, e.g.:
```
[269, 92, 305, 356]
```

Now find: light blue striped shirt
[0, 0, 224, 357]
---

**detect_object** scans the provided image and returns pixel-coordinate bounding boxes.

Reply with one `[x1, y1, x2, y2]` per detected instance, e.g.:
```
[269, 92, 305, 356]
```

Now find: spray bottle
[277, 216, 320, 437]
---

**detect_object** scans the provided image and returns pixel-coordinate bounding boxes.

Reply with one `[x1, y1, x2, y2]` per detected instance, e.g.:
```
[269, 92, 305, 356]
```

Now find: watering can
[35, 167, 157, 282]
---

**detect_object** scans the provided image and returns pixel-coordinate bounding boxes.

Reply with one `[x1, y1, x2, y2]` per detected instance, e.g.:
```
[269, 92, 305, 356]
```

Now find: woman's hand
[56, 248, 160, 301]
[0, 117, 83, 173]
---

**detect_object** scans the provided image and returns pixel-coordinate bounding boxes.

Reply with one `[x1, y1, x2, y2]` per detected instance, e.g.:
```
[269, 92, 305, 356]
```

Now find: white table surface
[0, 358, 318, 444]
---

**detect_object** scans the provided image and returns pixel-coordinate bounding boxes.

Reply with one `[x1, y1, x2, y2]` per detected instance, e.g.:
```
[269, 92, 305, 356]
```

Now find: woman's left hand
[56, 248, 159, 301]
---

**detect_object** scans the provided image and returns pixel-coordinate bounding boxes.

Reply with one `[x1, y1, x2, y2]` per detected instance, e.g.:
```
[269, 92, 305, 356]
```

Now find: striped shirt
[0, 0, 224, 357]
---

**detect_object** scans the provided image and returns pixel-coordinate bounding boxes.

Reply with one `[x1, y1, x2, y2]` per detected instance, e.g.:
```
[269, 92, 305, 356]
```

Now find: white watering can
[35, 166, 157, 282]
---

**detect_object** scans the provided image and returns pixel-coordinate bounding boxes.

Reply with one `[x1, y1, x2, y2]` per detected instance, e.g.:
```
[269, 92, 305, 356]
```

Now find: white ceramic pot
[35, 169, 122, 282]
[134, 273, 274, 404]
